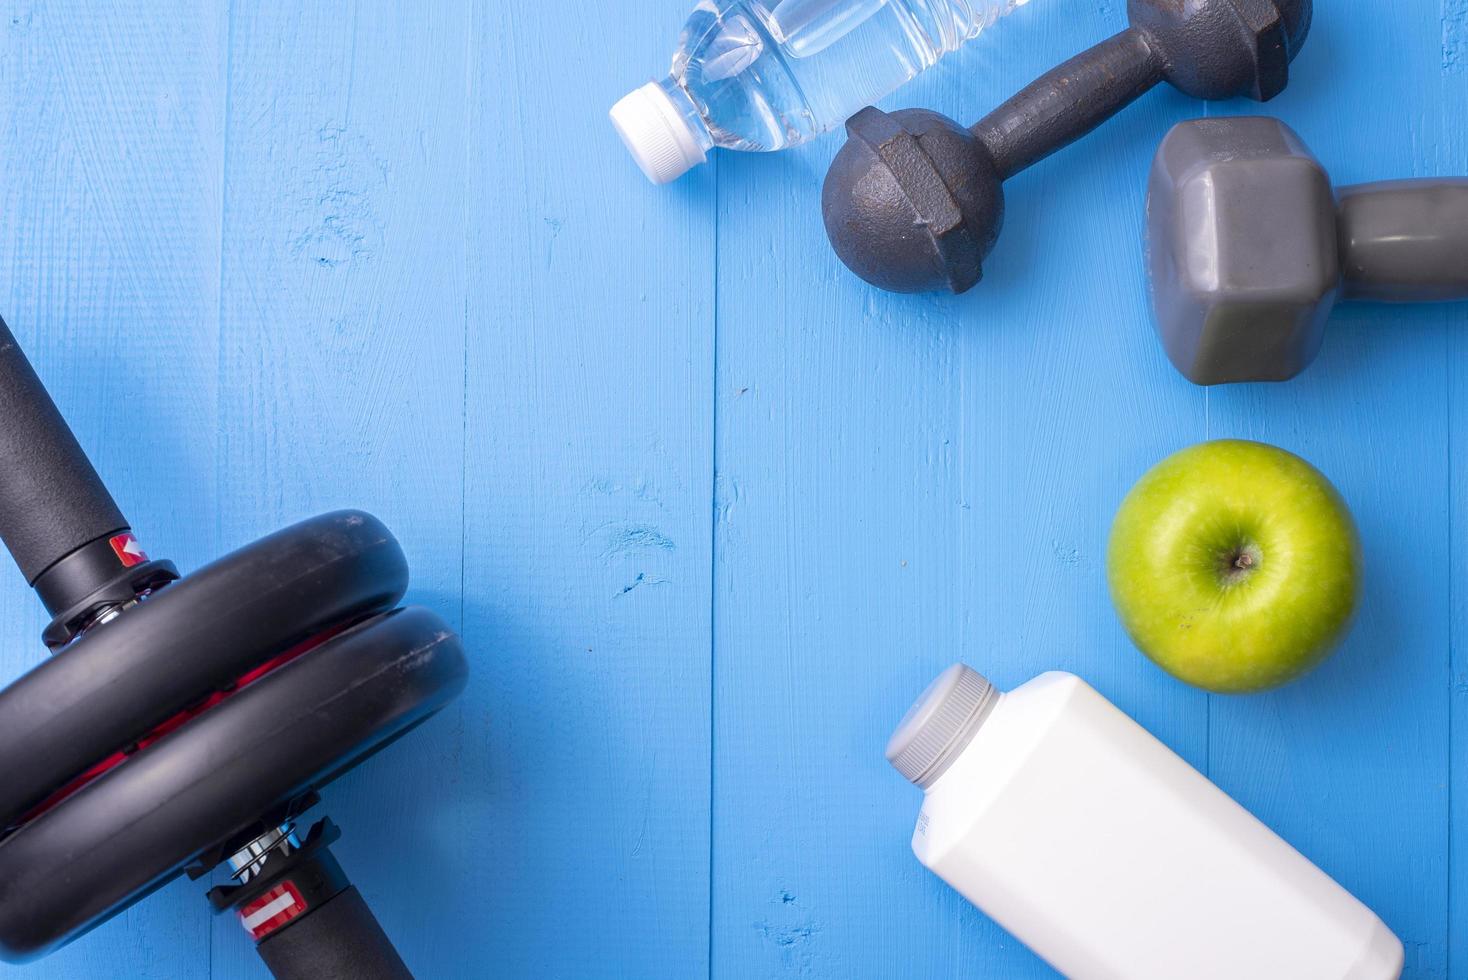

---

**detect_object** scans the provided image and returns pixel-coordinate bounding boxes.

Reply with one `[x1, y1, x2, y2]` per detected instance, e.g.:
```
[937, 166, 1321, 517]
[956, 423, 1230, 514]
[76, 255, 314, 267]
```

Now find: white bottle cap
[886, 664, 1000, 788]
[610, 81, 707, 184]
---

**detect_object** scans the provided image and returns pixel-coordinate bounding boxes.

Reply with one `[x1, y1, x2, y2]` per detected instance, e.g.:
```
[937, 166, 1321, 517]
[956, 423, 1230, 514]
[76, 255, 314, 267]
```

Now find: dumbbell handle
[0, 318, 130, 589]
[1339, 178, 1468, 302]
[973, 27, 1165, 180]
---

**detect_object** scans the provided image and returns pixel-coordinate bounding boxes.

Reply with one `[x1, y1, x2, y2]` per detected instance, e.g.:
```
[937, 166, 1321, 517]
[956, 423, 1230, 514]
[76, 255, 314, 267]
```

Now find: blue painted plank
[463, 0, 715, 976]
[211, 3, 471, 978]
[1203, 6, 1455, 977]
[708, 0, 1455, 978]
[1445, 0, 1468, 973]
[707, 0, 1208, 975]
[0, 1, 226, 976]
[0, 1, 1461, 978]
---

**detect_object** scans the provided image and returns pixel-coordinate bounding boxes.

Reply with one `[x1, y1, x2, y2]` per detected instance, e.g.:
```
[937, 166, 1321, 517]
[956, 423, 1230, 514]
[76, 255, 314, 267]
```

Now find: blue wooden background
[0, 0, 1462, 977]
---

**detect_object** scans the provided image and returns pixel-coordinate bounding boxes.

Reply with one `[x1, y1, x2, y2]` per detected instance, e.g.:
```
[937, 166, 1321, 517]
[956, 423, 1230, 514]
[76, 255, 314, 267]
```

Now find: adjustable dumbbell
[1148, 115, 1468, 385]
[821, 0, 1313, 294]
[0, 317, 468, 978]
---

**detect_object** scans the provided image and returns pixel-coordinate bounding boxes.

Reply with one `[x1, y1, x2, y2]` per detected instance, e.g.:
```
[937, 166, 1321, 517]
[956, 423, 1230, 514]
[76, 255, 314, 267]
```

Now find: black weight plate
[0, 510, 408, 826]
[0, 606, 467, 962]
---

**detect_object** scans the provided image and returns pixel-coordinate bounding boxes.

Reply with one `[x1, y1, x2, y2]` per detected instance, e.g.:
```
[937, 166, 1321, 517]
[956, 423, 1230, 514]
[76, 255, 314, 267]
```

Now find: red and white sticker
[239, 881, 307, 940]
[108, 533, 147, 568]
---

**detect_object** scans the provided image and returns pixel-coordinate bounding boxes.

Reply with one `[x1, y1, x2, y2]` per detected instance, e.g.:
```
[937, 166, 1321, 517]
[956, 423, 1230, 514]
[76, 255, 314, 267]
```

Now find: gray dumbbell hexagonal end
[1146, 116, 1341, 385]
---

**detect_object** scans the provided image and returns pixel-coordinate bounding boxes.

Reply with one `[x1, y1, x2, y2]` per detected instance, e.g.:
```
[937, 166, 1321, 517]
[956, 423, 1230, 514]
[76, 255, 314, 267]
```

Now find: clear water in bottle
[611, 0, 1031, 183]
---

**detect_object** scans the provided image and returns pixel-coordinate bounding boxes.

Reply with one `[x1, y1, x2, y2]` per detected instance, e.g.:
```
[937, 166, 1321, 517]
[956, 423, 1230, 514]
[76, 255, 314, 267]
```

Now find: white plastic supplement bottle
[611, 0, 1032, 183]
[887, 666, 1405, 980]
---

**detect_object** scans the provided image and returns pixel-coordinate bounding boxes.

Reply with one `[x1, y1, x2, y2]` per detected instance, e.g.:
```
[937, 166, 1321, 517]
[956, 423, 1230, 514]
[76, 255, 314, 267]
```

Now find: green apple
[1107, 439, 1360, 694]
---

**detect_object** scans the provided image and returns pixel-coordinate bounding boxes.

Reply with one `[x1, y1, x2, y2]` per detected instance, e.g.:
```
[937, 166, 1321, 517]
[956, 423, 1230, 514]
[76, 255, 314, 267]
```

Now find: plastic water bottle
[611, 0, 1032, 183]
[888, 666, 1405, 979]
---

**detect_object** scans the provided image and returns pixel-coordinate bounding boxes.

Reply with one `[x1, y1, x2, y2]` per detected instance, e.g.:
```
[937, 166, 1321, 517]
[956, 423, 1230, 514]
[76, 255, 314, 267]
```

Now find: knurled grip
[256, 887, 413, 980]
[973, 28, 1166, 180]
[0, 317, 127, 584]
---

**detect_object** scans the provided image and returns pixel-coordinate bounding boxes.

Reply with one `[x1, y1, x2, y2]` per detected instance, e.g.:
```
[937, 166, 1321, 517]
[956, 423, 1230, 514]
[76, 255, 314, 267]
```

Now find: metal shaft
[972, 27, 1165, 180]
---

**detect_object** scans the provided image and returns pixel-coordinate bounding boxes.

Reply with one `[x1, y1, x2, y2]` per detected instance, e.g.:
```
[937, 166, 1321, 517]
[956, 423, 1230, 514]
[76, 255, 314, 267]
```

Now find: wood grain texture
[0, 1, 225, 976]
[0, 0, 1462, 978]
[708, 2, 1209, 975]
[464, 0, 714, 976]
[1201, 11, 1456, 976]
[211, 4, 471, 978]
[1446, 2, 1468, 974]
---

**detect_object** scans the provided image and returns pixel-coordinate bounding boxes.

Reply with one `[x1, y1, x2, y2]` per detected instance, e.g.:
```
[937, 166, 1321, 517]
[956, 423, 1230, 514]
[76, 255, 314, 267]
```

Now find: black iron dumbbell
[0, 317, 468, 979]
[821, 0, 1313, 294]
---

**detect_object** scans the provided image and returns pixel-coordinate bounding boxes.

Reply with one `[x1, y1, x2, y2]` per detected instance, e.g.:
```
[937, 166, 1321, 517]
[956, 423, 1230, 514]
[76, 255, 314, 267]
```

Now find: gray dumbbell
[1148, 116, 1468, 385]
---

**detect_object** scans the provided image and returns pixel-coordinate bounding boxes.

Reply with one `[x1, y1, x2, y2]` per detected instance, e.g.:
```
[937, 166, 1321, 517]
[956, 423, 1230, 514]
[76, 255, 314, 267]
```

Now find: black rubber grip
[0, 317, 127, 584]
[256, 887, 413, 980]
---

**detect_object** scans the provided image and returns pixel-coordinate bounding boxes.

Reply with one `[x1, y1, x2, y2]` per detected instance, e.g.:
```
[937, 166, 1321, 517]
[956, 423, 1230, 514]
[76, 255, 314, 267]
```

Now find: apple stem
[1218, 544, 1261, 586]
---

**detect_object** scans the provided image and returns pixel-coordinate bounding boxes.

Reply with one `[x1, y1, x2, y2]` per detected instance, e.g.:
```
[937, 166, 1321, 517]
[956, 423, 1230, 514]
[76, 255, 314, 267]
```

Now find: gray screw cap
[886, 664, 1000, 788]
